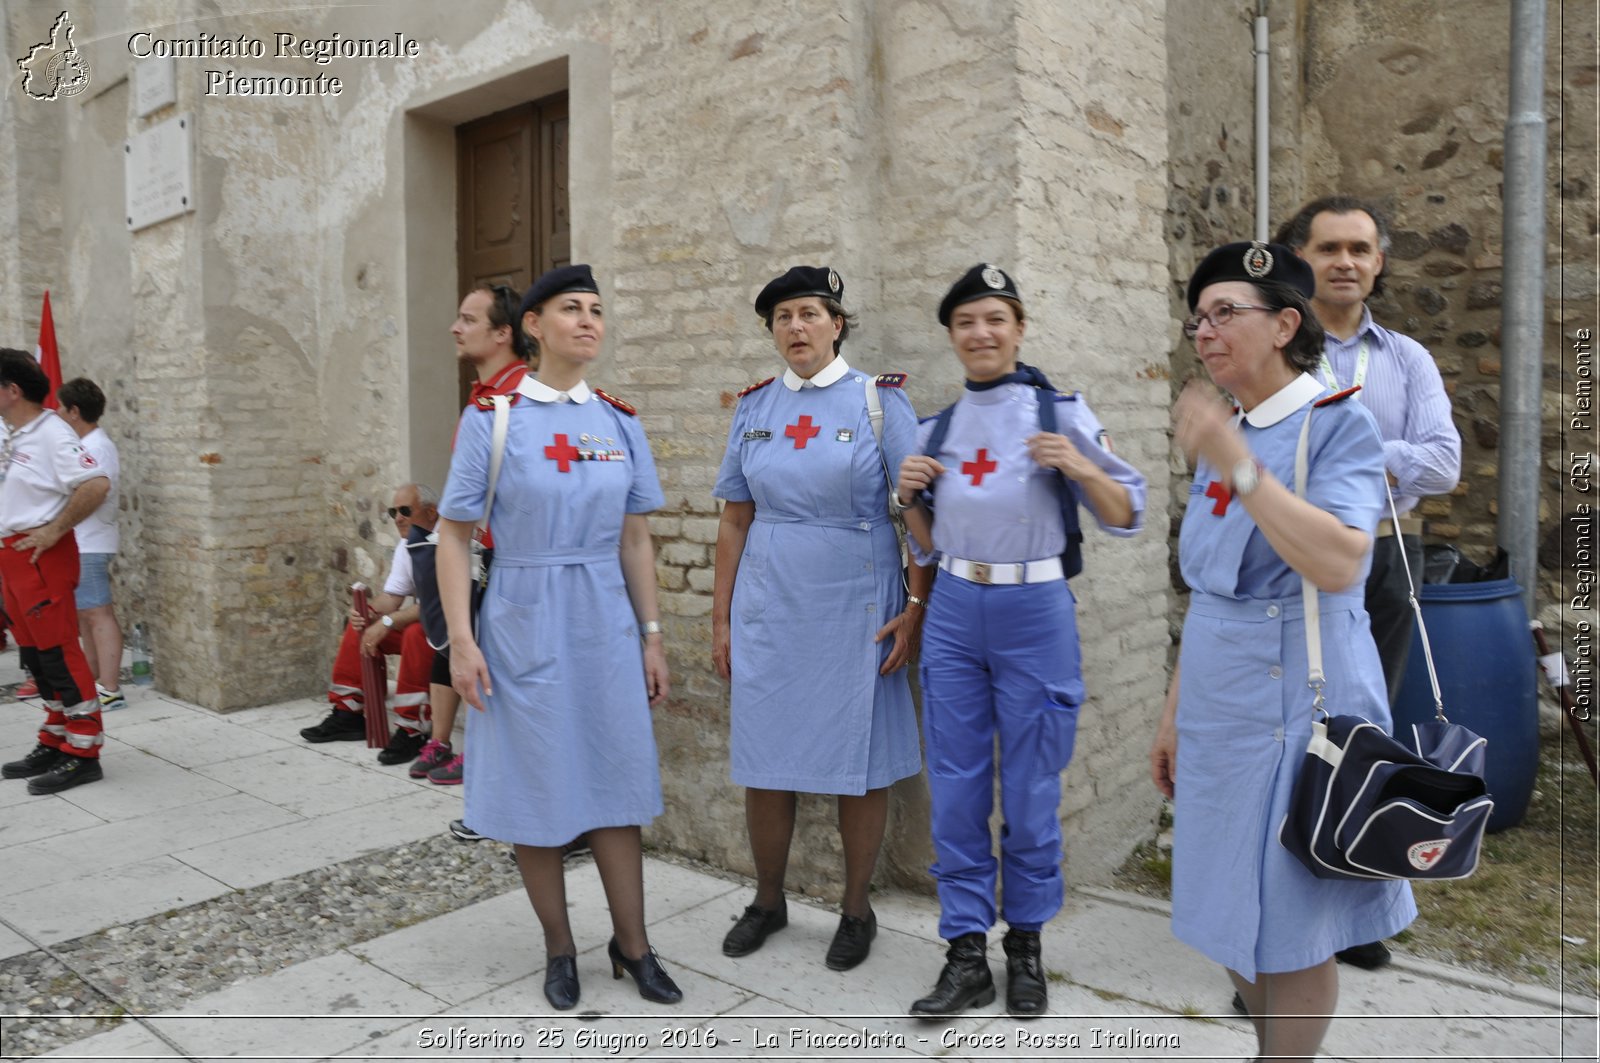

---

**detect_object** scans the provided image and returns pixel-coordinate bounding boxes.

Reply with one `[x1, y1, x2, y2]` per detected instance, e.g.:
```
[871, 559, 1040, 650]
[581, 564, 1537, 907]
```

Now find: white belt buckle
[970, 561, 992, 585]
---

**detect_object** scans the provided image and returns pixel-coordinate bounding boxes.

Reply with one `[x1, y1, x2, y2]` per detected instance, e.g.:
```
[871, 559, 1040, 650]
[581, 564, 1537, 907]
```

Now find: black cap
[754, 265, 843, 318]
[938, 263, 1021, 326]
[1186, 241, 1315, 310]
[520, 264, 600, 320]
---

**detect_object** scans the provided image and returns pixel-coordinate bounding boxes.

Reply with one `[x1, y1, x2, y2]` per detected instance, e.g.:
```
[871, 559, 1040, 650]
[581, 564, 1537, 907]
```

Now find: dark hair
[0, 348, 50, 403]
[57, 377, 106, 422]
[471, 283, 530, 360]
[1242, 280, 1326, 373]
[1273, 195, 1391, 298]
[763, 296, 856, 354]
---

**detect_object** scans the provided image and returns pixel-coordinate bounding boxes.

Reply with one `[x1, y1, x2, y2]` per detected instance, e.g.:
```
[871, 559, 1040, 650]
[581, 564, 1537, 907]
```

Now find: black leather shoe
[376, 728, 426, 765]
[608, 937, 683, 1004]
[2, 743, 65, 779]
[909, 933, 994, 1017]
[824, 909, 876, 971]
[300, 709, 365, 743]
[1002, 928, 1047, 1017]
[722, 900, 787, 957]
[1231, 991, 1248, 1016]
[1336, 941, 1392, 970]
[543, 954, 579, 1010]
[26, 755, 103, 795]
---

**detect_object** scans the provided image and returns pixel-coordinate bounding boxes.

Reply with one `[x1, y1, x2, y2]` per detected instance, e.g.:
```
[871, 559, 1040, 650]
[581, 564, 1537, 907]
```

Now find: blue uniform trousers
[919, 574, 1084, 939]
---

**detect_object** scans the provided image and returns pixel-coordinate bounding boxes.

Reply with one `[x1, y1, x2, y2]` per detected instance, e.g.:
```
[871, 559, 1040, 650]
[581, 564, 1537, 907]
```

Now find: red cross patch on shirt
[962, 449, 997, 487]
[1204, 480, 1232, 516]
[785, 415, 820, 449]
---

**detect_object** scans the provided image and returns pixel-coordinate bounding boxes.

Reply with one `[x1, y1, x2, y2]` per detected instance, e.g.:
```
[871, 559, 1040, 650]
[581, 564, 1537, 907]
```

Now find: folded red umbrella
[351, 583, 390, 749]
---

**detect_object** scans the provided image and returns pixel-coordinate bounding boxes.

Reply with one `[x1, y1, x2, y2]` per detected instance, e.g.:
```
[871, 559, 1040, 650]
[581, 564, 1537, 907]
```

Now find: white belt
[939, 554, 1063, 586]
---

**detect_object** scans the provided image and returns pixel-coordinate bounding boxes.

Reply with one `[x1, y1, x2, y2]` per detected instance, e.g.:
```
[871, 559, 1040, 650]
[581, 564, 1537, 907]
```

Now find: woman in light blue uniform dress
[712, 266, 930, 973]
[437, 265, 683, 1012]
[1151, 242, 1415, 1061]
[896, 264, 1146, 1018]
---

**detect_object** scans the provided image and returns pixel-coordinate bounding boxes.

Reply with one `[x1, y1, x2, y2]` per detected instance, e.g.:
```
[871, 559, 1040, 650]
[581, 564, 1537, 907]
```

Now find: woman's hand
[874, 605, 924, 674]
[450, 636, 494, 712]
[1149, 720, 1178, 799]
[1026, 431, 1096, 481]
[643, 637, 670, 708]
[712, 617, 732, 681]
[896, 455, 945, 506]
[1173, 378, 1248, 472]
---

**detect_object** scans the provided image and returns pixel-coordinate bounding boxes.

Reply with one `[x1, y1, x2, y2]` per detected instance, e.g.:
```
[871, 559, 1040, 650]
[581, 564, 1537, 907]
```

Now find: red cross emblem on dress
[545, 433, 581, 472]
[1204, 480, 1232, 516]
[785, 415, 821, 449]
[962, 448, 997, 487]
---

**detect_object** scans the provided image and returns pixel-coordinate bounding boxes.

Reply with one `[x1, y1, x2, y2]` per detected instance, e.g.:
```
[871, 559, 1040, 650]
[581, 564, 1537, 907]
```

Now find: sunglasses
[387, 505, 413, 519]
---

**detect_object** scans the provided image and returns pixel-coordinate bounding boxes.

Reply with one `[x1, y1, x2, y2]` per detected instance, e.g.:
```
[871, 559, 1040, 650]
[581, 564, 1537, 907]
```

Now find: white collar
[1240, 372, 1325, 428]
[515, 377, 593, 404]
[782, 356, 850, 391]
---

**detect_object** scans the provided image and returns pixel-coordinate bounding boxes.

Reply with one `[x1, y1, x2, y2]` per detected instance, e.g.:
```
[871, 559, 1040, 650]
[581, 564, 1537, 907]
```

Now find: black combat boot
[908, 932, 994, 1017]
[1002, 927, 1047, 1016]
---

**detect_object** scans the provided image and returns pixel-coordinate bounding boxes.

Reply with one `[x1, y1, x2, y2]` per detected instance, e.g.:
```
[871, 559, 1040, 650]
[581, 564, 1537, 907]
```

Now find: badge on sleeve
[743, 429, 772, 441]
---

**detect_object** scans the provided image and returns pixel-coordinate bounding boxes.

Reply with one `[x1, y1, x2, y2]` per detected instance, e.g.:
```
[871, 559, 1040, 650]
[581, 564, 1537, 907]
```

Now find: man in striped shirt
[1277, 195, 1462, 971]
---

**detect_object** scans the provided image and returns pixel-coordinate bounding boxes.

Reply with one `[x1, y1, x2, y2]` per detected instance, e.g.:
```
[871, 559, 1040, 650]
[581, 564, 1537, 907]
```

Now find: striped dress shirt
[1320, 308, 1462, 515]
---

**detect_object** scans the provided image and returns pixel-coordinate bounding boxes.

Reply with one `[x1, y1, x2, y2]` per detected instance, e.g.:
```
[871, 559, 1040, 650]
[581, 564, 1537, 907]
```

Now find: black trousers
[1365, 532, 1424, 708]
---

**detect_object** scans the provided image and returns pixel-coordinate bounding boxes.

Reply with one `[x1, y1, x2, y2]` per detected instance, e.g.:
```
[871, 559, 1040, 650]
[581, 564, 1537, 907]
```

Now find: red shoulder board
[1314, 385, 1362, 408]
[473, 393, 519, 410]
[875, 373, 908, 388]
[737, 376, 775, 398]
[595, 389, 637, 416]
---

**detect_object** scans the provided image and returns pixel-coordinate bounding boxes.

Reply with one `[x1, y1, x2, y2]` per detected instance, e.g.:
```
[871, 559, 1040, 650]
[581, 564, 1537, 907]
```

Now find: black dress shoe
[909, 933, 994, 1017]
[722, 900, 787, 957]
[608, 937, 683, 1004]
[376, 728, 426, 765]
[1002, 928, 1047, 1017]
[1231, 991, 1248, 1016]
[1336, 940, 1392, 969]
[824, 909, 876, 971]
[543, 954, 579, 1010]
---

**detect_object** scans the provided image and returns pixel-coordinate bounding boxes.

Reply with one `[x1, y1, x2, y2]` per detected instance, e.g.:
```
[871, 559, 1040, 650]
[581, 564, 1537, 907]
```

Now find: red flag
[34, 290, 62, 409]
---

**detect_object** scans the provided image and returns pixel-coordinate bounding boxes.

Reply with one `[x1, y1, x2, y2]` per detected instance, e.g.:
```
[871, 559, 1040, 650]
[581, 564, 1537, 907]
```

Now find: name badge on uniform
[744, 430, 772, 441]
[835, 429, 853, 442]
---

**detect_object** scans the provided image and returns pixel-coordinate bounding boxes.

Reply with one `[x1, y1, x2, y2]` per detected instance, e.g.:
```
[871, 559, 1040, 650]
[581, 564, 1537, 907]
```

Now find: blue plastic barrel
[1393, 578, 1538, 832]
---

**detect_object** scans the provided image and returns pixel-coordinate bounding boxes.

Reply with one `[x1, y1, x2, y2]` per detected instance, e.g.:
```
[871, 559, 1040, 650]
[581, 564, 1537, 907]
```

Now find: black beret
[1186, 241, 1315, 310]
[938, 263, 1022, 326]
[754, 265, 844, 318]
[520, 264, 600, 320]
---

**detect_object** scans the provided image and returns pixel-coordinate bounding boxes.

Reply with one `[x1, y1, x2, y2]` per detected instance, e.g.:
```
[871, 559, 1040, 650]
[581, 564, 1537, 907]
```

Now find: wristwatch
[380, 614, 395, 629]
[1231, 458, 1263, 498]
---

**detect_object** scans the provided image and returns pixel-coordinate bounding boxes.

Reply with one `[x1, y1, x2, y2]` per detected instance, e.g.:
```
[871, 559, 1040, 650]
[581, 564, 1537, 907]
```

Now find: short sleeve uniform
[73, 427, 119, 554]
[1171, 374, 1416, 979]
[714, 360, 920, 794]
[439, 381, 666, 846]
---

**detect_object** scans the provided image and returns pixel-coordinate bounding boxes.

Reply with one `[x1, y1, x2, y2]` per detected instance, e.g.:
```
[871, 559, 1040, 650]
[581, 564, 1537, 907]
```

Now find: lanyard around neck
[1319, 336, 1369, 395]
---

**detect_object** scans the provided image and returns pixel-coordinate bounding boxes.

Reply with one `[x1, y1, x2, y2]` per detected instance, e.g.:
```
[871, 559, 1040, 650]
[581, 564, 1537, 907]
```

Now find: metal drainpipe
[1501, 0, 1548, 615]
[1254, 1, 1270, 241]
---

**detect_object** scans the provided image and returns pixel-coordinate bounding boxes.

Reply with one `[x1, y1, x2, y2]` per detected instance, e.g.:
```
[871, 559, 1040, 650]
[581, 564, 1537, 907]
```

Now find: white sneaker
[97, 690, 128, 712]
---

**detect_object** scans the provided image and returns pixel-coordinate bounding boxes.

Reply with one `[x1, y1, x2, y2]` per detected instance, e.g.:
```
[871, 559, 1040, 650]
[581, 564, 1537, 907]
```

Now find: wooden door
[455, 92, 569, 402]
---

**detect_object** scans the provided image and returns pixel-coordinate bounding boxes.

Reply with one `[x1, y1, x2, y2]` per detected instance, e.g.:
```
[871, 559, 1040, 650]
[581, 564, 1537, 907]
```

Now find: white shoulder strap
[481, 395, 509, 533]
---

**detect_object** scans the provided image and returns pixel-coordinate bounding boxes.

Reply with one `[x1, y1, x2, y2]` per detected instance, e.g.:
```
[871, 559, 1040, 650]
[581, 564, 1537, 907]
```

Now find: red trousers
[328, 619, 433, 734]
[0, 532, 101, 759]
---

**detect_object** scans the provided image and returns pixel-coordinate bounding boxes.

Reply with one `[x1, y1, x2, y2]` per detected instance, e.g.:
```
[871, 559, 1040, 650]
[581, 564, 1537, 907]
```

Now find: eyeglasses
[1182, 303, 1274, 338]
[386, 505, 413, 519]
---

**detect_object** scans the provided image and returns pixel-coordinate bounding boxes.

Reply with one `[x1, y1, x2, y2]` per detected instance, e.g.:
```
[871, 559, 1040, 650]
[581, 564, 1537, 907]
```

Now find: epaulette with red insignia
[875, 373, 908, 389]
[737, 376, 775, 398]
[1314, 385, 1363, 408]
[473, 393, 520, 410]
[595, 388, 637, 416]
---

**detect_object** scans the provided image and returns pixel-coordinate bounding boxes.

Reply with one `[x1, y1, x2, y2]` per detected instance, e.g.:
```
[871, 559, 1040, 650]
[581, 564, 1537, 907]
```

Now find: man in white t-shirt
[0, 349, 111, 795]
[299, 483, 439, 766]
[57, 378, 126, 712]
